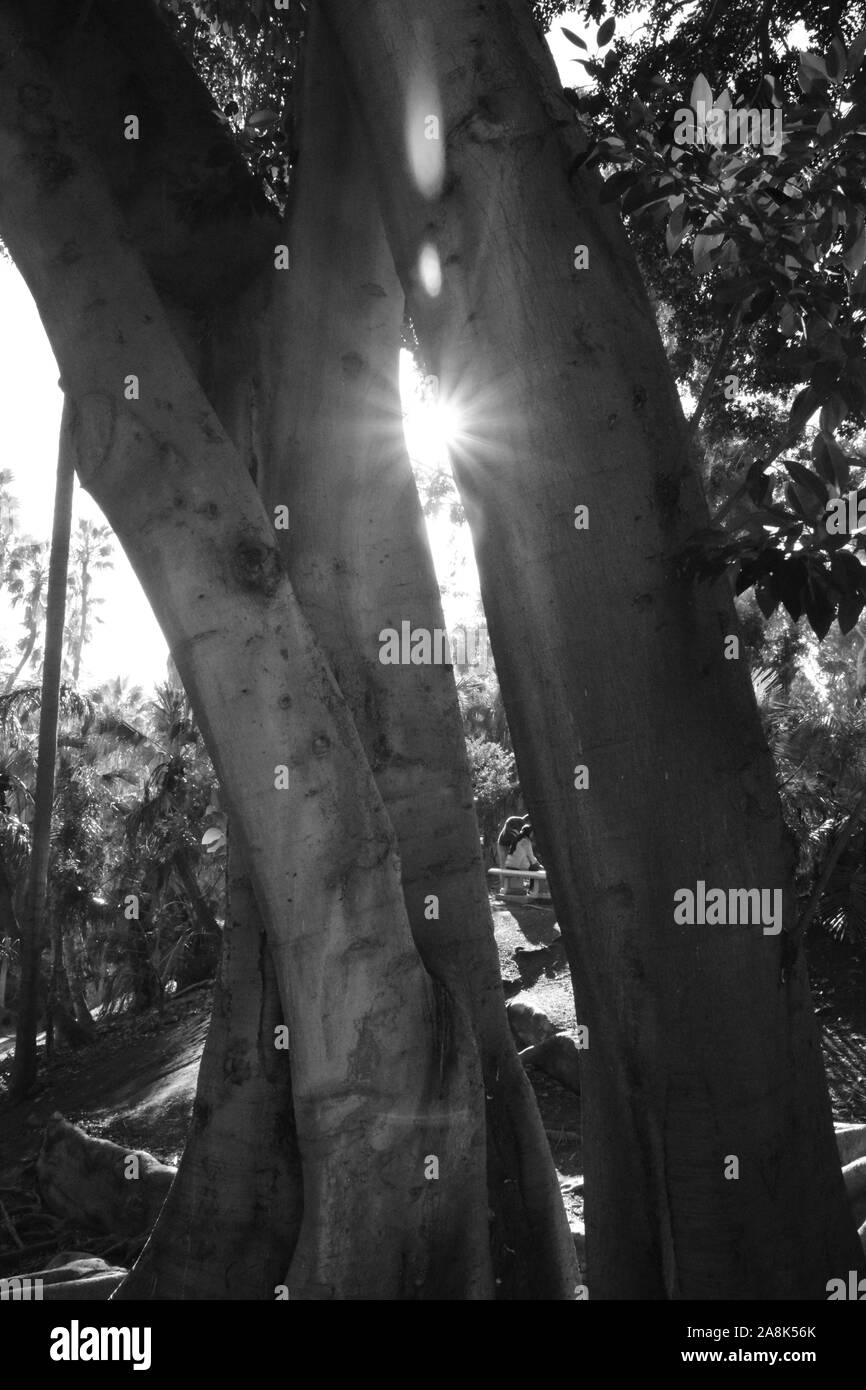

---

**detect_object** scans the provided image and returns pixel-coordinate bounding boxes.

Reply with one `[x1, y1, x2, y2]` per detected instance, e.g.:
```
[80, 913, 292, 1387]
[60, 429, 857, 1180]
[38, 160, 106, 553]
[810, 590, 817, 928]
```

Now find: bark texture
[323, 0, 864, 1297]
[116, 839, 301, 1300]
[206, 5, 578, 1298]
[0, 8, 493, 1299]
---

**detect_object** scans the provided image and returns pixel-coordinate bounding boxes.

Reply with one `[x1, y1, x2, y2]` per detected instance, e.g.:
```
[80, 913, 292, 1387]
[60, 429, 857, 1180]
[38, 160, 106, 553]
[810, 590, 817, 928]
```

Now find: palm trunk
[323, 0, 863, 1296]
[72, 559, 90, 685]
[10, 403, 75, 1098]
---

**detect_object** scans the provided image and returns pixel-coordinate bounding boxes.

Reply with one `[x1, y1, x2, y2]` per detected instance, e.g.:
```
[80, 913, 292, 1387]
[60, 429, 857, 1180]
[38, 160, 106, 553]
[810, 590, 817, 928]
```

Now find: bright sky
[0, 11, 588, 691]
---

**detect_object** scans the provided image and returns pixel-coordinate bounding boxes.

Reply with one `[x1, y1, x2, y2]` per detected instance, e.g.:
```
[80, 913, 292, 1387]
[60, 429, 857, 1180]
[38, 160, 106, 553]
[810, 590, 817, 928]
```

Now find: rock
[506, 999, 558, 1050]
[7, 1255, 127, 1301]
[525, 1033, 582, 1095]
[37, 1113, 175, 1237]
[842, 1154, 866, 1203]
[835, 1122, 866, 1167]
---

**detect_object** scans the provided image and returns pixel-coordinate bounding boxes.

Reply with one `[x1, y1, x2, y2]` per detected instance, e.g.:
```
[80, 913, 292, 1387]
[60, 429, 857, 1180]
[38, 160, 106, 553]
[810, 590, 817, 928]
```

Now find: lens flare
[418, 243, 443, 298]
[405, 75, 445, 199]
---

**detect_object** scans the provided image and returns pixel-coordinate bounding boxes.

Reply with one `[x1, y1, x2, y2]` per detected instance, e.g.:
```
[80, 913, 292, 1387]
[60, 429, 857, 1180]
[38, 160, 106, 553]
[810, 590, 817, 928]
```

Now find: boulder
[835, 1122, 866, 1167]
[506, 999, 558, 1050]
[37, 1113, 175, 1237]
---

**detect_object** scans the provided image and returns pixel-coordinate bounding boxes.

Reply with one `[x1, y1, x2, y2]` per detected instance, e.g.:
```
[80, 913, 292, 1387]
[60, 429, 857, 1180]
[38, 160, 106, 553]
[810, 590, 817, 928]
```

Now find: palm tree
[67, 519, 114, 684]
[3, 540, 49, 693]
[11, 404, 76, 1098]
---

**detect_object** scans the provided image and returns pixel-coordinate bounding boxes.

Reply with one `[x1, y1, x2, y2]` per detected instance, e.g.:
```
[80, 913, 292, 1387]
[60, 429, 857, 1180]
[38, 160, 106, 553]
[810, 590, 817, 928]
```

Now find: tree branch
[688, 305, 741, 439]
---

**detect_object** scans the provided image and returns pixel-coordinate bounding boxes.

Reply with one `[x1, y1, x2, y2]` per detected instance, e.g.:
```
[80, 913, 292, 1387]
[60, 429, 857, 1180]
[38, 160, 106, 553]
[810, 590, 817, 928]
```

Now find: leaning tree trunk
[62, 924, 95, 1037]
[323, 0, 864, 1297]
[116, 838, 302, 1300]
[0, 10, 496, 1299]
[200, 4, 578, 1299]
[10, 404, 75, 1099]
[29, 0, 578, 1298]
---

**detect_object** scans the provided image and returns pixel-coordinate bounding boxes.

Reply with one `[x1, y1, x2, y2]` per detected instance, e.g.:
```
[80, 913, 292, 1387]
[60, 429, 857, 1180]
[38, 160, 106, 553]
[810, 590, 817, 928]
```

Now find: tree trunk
[0, 12, 495, 1299]
[4, 622, 39, 696]
[0, 943, 10, 1012]
[63, 923, 95, 1037]
[205, 4, 577, 1298]
[116, 838, 302, 1300]
[10, 404, 75, 1098]
[323, 0, 864, 1296]
[72, 556, 90, 685]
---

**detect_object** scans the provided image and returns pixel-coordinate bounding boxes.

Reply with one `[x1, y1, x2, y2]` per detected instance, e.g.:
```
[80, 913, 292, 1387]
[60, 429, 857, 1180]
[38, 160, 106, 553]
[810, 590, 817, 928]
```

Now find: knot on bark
[231, 540, 282, 598]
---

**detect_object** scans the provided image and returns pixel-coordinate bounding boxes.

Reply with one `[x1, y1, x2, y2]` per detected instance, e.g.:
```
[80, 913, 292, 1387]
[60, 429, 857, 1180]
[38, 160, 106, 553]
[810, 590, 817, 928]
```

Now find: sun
[399, 349, 463, 467]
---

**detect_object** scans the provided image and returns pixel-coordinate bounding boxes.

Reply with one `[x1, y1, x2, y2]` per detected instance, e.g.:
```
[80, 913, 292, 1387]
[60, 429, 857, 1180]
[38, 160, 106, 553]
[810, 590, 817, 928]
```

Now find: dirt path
[0, 988, 210, 1185]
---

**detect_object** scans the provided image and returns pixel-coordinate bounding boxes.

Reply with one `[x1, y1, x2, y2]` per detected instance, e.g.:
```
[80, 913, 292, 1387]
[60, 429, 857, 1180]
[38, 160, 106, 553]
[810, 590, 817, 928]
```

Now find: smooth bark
[0, 12, 492, 1298]
[234, 6, 577, 1298]
[323, 0, 864, 1296]
[116, 838, 302, 1300]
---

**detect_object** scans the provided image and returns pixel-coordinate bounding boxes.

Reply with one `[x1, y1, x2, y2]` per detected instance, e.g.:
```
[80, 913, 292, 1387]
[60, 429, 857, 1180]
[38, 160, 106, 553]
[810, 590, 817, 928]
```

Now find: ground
[0, 905, 863, 1285]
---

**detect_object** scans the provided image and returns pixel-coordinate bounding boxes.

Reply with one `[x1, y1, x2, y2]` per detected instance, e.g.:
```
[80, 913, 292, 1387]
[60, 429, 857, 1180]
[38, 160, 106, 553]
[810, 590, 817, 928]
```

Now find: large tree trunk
[323, 0, 864, 1296]
[11, 405, 75, 1098]
[200, 4, 577, 1298]
[0, 9, 494, 1298]
[116, 838, 302, 1300]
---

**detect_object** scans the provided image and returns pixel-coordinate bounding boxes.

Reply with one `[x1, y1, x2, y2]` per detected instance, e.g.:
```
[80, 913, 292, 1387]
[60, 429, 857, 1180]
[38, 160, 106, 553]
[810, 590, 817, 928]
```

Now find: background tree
[11, 409, 75, 1098]
[67, 520, 114, 685]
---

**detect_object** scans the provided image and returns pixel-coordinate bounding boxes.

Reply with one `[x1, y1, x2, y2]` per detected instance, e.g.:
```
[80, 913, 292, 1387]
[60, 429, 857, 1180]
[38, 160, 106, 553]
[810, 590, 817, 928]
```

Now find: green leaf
[804, 570, 835, 639]
[777, 555, 807, 621]
[798, 52, 828, 93]
[599, 168, 639, 203]
[597, 17, 616, 46]
[784, 459, 828, 503]
[826, 38, 847, 81]
[785, 482, 818, 522]
[787, 384, 819, 437]
[692, 231, 724, 271]
[666, 203, 687, 255]
[755, 572, 779, 618]
[819, 393, 848, 434]
[690, 73, 713, 111]
[830, 550, 865, 596]
[849, 25, 866, 74]
[561, 27, 587, 49]
[812, 433, 849, 490]
[838, 590, 865, 634]
[843, 226, 866, 274]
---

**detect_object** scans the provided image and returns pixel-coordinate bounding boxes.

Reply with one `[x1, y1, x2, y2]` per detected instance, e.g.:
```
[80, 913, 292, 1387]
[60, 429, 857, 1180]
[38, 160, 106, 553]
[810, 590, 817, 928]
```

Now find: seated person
[496, 815, 527, 870]
[504, 824, 542, 892]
